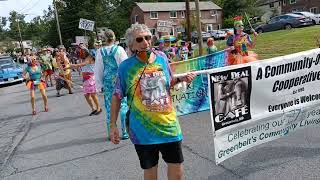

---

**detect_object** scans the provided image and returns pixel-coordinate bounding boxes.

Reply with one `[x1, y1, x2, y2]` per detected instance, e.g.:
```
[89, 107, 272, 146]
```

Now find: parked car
[255, 13, 313, 33]
[208, 30, 227, 40]
[0, 56, 24, 85]
[191, 31, 211, 43]
[293, 11, 320, 25]
[219, 28, 234, 35]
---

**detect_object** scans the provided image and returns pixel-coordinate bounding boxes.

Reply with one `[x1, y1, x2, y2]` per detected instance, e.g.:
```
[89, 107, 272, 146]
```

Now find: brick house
[130, 2, 222, 37]
[282, 0, 320, 14]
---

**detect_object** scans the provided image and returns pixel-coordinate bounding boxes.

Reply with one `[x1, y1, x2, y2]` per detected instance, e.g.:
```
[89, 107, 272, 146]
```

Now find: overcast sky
[0, 0, 52, 22]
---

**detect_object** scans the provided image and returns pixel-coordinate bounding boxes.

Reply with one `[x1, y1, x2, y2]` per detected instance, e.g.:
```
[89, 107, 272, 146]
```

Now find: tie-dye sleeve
[113, 74, 124, 100]
[157, 51, 173, 83]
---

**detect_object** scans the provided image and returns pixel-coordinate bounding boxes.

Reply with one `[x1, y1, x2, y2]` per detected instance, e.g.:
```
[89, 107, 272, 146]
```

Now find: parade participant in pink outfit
[66, 50, 102, 116]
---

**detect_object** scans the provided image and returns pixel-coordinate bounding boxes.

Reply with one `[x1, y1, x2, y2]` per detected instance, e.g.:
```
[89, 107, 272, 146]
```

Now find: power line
[22, 0, 42, 14]
[18, 0, 34, 12]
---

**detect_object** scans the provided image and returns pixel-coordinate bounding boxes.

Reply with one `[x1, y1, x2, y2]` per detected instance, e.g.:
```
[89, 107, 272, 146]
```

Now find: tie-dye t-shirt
[114, 53, 182, 145]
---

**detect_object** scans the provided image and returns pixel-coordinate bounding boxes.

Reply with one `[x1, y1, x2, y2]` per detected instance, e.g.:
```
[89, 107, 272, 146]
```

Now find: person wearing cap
[177, 40, 189, 61]
[39, 48, 54, 87]
[161, 36, 175, 62]
[66, 49, 102, 116]
[94, 29, 129, 140]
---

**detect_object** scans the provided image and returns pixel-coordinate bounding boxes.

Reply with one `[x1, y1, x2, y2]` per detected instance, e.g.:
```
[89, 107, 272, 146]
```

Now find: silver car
[293, 11, 320, 25]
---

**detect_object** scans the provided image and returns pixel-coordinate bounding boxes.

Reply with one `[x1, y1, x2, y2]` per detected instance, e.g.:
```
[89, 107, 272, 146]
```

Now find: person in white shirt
[94, 29, 129, 140]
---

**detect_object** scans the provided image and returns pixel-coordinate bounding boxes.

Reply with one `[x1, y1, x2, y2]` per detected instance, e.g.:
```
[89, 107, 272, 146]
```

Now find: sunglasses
[136, 35, 151, 43]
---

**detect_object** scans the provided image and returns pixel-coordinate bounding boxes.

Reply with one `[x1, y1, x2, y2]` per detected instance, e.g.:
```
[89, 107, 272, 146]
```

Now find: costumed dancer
[39, 48, 54, 87]
[23, 55, 48, 115]
[66, 49, 103, 116]
[52, 45, 73, 97]
[94, 29, 129, 140]
[226, 16, 258, 65]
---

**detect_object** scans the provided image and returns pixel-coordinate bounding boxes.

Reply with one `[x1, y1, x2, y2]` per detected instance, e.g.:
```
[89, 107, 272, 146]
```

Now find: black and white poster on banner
[207, 48, 320, 164]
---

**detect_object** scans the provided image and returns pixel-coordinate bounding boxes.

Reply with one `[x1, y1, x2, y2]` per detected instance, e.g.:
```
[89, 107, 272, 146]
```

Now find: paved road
[1, 73, 320, 180]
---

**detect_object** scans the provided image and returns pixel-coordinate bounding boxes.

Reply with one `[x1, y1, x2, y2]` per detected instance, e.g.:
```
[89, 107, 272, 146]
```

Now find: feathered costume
[226, 16, 258, 65]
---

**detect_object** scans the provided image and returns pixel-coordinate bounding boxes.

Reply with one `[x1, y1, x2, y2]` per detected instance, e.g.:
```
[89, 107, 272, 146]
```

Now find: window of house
[170, 27, 175, 36]
[170, 11, 177, 18]
[207, 24, 213, 32]
[210, 10, 217, 16]
[150, 11, 158, 19]
[217, 24, 221, 29]
[149, 28, 156, 35]
[290, 0, 296, 4]
[310, 7, 318, 14]
[270, 3, 274, 8]
[181, 11, 185, 18]
[134, 15, 139, 23]
[283, 0, 286, 6]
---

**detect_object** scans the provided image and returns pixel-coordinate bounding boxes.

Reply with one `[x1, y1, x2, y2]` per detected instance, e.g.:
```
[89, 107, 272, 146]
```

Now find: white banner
[78, 18, 95, 31]
[207, 48, 320, 164]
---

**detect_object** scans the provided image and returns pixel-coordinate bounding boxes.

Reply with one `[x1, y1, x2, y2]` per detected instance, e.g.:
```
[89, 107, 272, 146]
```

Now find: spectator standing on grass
[206, 38, 218, 55]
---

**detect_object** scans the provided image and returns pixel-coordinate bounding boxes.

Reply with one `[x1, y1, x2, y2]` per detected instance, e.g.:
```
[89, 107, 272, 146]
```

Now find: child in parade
[207, 38, 218, 55]
[226, 16, 258, 65]
[66, 50, 103, 116]
[162, 37, 176, 62]
[23, 56, 49, 115]
[177, 40, 189, 61]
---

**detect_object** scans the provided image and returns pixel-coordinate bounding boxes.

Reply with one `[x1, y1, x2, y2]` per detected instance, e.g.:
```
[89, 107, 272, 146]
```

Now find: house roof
[256, 0, 281, 6]
[136, 2, 222, 12]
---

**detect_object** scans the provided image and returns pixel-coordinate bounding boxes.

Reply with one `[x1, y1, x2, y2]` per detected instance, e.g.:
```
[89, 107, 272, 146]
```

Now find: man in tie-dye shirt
[110, 24, 196, 180]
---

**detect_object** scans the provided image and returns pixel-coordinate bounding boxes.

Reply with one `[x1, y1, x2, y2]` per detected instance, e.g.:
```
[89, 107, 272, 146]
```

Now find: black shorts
[134, 141, 184, 169]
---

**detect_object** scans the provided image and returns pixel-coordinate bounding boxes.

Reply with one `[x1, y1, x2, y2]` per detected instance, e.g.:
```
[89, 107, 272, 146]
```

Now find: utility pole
[185, 0, 191, 43]
[195, 0, 203, 56]
[16, 20, 24, 55]
[54, 0, 63, 45]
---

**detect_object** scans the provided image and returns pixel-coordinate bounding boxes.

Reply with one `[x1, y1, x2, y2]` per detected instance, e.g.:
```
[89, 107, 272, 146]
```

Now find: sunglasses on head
[136, 35, 151, 43]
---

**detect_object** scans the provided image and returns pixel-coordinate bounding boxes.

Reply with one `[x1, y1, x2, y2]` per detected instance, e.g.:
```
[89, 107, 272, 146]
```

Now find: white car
[293, 11, 320, 24]
[191, 31, 211, 43]
[208, 30, 227, 40]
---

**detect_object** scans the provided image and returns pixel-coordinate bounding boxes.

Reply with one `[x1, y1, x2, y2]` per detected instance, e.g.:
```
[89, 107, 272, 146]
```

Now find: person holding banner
[94, 29, 129, 140]
[226, 16, 258, 65]
[109, 24, 196, 180]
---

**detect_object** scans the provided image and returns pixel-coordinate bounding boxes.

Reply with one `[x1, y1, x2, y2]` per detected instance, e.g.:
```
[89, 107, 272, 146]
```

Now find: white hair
[124, 24, 151, 47]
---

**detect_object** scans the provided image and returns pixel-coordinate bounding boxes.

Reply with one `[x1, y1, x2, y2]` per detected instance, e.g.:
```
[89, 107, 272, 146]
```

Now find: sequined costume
[25, 64, 46, 90]
[226, 16, 258, 65]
